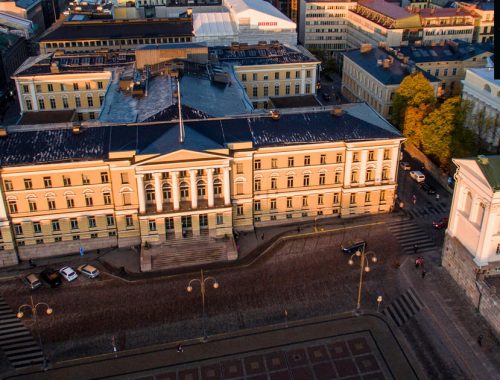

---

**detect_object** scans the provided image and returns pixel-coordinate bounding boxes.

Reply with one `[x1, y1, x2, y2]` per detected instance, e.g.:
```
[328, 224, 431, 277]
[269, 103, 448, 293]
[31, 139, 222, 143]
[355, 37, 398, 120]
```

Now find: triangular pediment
[137, 149, 227, 166]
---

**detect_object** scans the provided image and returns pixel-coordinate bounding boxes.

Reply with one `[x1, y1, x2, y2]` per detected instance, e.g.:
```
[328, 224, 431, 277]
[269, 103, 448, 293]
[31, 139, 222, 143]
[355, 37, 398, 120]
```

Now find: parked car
[432, 217, 449, 230]
[341, 239, 366, 254]
[400, 161, 411, 171]
[322, 92, 331, 101]
[410, 170, 426, 183]
[78, 264, 100, 279]
[40, 268, 62, 288]
[23, 273, 42, 290]
[421, 182, 436, 195]
[59, 266, 78, 282]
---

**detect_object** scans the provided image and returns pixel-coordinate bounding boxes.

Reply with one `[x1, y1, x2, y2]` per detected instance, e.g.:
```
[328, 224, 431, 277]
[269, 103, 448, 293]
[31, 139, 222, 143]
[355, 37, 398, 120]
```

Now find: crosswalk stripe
[383, 288, 425, 327]
[0, 295, 44, 369]
[407, 288, 425, 309]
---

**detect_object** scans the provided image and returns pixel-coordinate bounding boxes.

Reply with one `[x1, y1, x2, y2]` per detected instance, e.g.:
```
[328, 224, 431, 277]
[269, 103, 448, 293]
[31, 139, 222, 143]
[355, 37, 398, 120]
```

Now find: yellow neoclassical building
[0, 104, 404, 270]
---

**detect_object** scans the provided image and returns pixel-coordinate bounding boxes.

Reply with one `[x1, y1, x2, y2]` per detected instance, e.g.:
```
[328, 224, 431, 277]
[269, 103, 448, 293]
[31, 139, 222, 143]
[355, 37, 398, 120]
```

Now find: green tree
[391, 72, 436, 127]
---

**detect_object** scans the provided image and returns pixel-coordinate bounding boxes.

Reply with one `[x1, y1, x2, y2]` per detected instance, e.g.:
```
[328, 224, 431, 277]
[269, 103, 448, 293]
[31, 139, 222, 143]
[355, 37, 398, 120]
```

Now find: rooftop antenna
[177, 77, 185, 144]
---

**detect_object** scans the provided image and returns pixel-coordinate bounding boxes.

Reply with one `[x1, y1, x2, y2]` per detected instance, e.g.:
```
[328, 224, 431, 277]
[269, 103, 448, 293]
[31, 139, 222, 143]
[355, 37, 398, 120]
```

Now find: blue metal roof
[399, 42, 493, 64]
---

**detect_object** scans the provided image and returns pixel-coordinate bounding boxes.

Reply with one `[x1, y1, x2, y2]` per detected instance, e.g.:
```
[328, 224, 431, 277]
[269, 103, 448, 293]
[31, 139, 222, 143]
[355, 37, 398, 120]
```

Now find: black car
[322, 92, 331, 101]
[421, 183, 436, 195]
[40, 268, 62, 288]
[341, 239, 366, 254]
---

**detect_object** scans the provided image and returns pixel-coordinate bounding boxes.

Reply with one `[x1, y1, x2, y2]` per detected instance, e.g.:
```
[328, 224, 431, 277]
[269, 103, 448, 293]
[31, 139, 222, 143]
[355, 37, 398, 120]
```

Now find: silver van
[23, 273, 42, 290]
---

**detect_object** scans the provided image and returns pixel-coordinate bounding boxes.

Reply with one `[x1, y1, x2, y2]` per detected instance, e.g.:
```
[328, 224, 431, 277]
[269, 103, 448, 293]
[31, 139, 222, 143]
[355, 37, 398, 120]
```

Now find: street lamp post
[376, 296, 383, 312]
[186, 269, 219, 340]
[348, 245, 377, 311]
[17, 296, 53, 369]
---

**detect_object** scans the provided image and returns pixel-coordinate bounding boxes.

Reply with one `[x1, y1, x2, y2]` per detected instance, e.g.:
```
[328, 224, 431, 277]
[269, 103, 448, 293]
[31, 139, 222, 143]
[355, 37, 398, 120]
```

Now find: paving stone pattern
[386, 221, 438, 256]
[134, 333, 391, 380]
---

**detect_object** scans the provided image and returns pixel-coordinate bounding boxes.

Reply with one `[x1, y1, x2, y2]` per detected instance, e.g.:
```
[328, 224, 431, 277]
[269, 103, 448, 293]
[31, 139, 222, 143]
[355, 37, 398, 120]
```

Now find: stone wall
[0, 250, 18, 267]
[442, 232, 500, 337]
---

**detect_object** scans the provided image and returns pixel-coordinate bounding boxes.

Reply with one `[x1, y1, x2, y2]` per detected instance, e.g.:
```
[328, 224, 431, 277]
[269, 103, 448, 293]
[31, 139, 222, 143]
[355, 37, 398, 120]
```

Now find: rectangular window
[81, 175, 89, 185]
[237, 205, 244, 216]
[236, 163, 243, 174]
[98, 81, 103, 89]
[149, 220, 157, 231]
[88, 217, 96, 229]
[380, 190, 386, 202]
[50, 98, 56, 109]
[254, 160, 261, 170]
[121, 173, 129, 184]
[63, 176, 72, 186]
[366, 169, 374, 181]
[28, 200, 37, 212]
[254, 200, 261, 211]
[452, 68, 457, 76]
[67, 198, 75, 208]
[318, 194, 324, 205]
[287, 197, 293, 208]
[271, 158, 277, 169]
[25, 99, 32, 110]
[274, 72, 279, 80]
[321, 154, 326, 165]
[288, 157, 294, 167]
[4, 180, 13, 191]
[8, 201, 17, 213]
[295, 84, 300, 94]
[199, 215, 208, 227]
[351, 171, 358, 183]
[101, 172, 109, 183]
[36, 84, 42, 92]
[106, 215, 115, 226]
[336, 153, 343, 163]
[43, 176, 52, 188]
[306, 70, 312, 78]
[75, 96, 81, 107]
[263, 86, 269, 96]
[286, 213, 292, 219]
[365, 192, 371, 202]
[103, 192, 112, 205]
[24, 178, 32, 190]
[85, 82, 91, 90]
[85, 195, 93, 207]
[303, 175, 310, 186]
[87, 95, 94, 107]
[335, 172, 342, 184]
[70, 218, 79, 229]
[54, 237, 62, 242]
[285, 85, 290, 95]
[241, 74, 247, 82]
[52, 220, 60, 232]
[383, 149, 390, 160]
[254, 179, 261, 191]
[305, 83, 311, 94]
[274, 85, 280, 96]
[73, 83, 79, 91]
[33, 222, 42, 234]
[304, 156, 311, 166]
[368, 150, 375, 161]
[47, 199, 56, 210]
[216, 213, 224, 225]
[333, 193, 339, 204]
[252, 87, 258, 97]
[122, 193, 131, 205]
[319, 173, 326, 185]
[47, 84, 53, 92]
[22, 85, 29, 93]
[236, 183, 244, 195]
[350, 194, 356, 205]
[271, 178, 277, 190]
[287, 176, 294, 188]
[353, 152, 359, 162]
[270, 198, 277, 210]
[14, 224, 23, 235]
[302, 196, 308, 207]
[126, 215, 134, 227]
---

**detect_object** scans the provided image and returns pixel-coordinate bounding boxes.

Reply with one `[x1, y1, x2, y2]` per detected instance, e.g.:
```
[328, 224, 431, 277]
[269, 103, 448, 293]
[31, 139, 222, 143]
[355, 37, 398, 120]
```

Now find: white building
[461, 66, 500, 148]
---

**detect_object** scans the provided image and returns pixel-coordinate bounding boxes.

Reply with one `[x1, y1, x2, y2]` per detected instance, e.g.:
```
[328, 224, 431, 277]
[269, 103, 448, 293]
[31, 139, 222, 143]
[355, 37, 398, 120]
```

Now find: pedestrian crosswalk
[387, 220, 438, 255]
[382, 288, 424, 327]
[0, 296, 44, 369]
[406, 203, 448, 219]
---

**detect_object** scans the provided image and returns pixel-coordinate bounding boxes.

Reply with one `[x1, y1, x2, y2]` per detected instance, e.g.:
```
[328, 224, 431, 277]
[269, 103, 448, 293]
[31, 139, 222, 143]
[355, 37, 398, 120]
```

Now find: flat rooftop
[419, 8, 473, 18]
[270, 95, 321, 108]
[343, 47, 440, 85]
[357, 0, 414, 20]
[212, 43, 318, 66]
[39, 18, 193, 41]
[17, 110, 76, 125]
[399, 42, 493, 63]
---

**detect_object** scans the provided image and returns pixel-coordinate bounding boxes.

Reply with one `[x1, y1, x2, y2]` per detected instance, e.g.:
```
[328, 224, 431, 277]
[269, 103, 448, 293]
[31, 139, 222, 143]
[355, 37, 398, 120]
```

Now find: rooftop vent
[331, 107, 344, 117]
[377, 59, 383, 66]
[478, 155, 489, 165]
[270, 109, 281, 120]
[360, 44, 372, 53]
[0, 128, 7, 138]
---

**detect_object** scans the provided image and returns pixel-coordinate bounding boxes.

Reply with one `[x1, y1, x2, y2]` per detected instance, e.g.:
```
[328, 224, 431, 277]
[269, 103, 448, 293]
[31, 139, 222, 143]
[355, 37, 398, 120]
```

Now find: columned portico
[153, 173, 163, 212]
[136, 174, 146, 213]
[223, 167, 231, 206]
[171, 171, 180, 210]
[189, 170, 198, 209]
[207, 168, 215, 207]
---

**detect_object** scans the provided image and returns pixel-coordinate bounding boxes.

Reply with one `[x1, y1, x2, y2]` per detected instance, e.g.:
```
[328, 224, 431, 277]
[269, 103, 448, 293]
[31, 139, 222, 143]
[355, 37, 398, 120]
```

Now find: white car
[78, 264, 100, 279]
[59, 266, 78, 282]
[410, 170, 426, 183]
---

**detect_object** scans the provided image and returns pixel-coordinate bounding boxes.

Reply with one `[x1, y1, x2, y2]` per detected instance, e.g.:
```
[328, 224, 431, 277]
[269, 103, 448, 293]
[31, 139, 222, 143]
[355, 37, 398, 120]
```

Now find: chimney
[0, 128, 7, 137]
[50, 62, 59, 73]
[186, 8, 192, 16]
[383, 59, 391, 69]
[270, 109, 281, 120]
[331, 107, 344, 117]
[360, 44, 372, 53]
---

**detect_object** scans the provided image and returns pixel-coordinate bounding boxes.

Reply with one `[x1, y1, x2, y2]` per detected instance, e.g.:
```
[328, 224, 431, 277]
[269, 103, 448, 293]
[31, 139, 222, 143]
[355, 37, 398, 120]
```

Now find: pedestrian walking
[421, 270, 426, 279]
[177, 344, 184, 353]
[297, 225, 301, 233]
[415, 258, 420, 269]
[261, 233, 265, 240]
[413, 244, 418, 254]
[412, 194, 417, 205]
[436, 193, 440, 201]
[477, 335, 483, 347]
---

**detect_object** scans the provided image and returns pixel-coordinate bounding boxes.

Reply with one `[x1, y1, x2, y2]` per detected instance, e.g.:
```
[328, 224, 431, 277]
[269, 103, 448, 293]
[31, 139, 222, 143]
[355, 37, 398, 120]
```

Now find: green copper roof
[475, 155, 500, 192]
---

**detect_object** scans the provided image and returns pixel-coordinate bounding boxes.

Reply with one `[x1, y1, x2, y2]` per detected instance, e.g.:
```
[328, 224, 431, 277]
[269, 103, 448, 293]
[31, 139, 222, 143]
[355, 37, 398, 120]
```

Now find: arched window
[162, 183, 171, 200]
[145, 184, 155, 202]
[180, 182, 189, 198]
[484, 84, 491, 93]
[213, 179, 222, 195]
[197, 181, 206, 197]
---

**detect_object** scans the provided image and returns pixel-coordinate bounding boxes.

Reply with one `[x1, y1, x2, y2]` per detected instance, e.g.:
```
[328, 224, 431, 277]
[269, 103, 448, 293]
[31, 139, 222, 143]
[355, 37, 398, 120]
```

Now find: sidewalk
[399, 256, 500, 380]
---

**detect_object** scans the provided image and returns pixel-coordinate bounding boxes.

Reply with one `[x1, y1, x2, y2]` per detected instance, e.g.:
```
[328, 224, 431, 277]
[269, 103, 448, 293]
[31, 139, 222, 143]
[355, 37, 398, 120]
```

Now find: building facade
[419, 8, 475, 45]
[0, 33, 29, 91]
[0, 104, 403, 268]
[458, 1, 494, 43]
[461, 67, 500, 149]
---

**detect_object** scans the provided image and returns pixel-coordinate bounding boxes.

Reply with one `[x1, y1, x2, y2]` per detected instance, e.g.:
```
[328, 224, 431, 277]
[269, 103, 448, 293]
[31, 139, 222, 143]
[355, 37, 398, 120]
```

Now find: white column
[189, 170, 198, 209]
[301, 68, 306, 93]
[475, 204, 494, 264]
[344, 150, 353, 188]
[171, 171, 180, 211]
[0, 189, 7, 220]
[136, 174, 146, 214]
[359, 150, 368, 185]
[29, 82, 38, 111]
[375, 148, 384, 183]
[153, 173, 163, 212]
[223, 167, 231, 206]
[207, 168, 214, 207]
[389, 146, 399, 182]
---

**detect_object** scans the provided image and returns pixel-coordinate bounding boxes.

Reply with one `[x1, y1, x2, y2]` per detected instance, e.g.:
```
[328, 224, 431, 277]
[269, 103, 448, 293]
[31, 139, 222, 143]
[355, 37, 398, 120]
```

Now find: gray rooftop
[399, 42, 493, 63]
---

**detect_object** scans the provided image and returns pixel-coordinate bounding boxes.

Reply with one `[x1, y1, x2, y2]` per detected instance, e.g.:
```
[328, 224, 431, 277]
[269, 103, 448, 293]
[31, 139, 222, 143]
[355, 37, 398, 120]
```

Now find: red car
[432, 217, 449, 229]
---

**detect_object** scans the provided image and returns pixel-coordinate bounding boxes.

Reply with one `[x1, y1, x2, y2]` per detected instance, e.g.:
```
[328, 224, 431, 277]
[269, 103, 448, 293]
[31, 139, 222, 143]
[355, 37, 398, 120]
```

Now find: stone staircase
[144, 235, 237, 271]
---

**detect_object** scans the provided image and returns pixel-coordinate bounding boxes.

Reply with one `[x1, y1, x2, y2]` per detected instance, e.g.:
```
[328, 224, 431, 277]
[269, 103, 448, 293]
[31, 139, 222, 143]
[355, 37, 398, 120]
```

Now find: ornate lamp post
[17, 296, 53, 369]
[376, 295, 383, 312]
[186, 269, 219, 340]
[348, 245, 377, 311]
